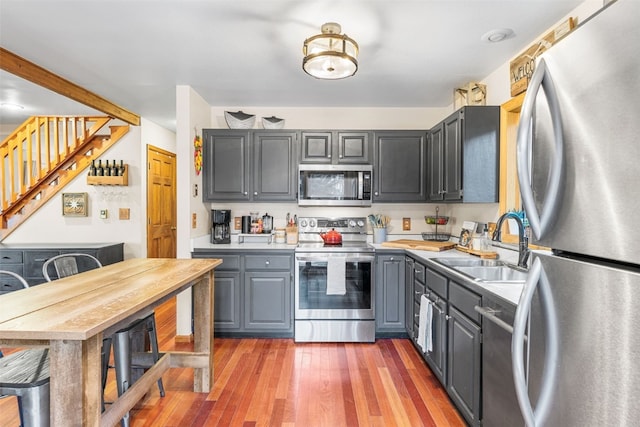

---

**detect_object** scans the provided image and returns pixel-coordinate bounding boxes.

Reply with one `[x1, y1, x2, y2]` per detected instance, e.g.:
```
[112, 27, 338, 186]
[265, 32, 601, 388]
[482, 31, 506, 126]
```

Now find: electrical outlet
[100, 209, 108, 219]
[192, 213, 197, 228]
[234, 217, 241, 230]
[119, 208, 130, 220]
[402, 217, 411, 231]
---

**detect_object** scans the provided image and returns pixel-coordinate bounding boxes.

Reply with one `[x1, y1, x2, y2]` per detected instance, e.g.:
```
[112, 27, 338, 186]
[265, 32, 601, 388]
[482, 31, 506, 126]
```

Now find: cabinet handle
[243, 191, 248, 195]
[374, 191, 379, 196]
[445, 315, 451, 320]
[328, 154, 332, 158]
[265, 260, 270, 266]
[389, 257, 394, 261]
[254, 191, 258, 195]
[414, 290, 421, 295]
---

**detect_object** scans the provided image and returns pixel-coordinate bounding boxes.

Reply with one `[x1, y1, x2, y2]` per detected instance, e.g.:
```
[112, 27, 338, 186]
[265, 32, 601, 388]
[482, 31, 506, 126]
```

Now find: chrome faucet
[493, 212, 530, 268]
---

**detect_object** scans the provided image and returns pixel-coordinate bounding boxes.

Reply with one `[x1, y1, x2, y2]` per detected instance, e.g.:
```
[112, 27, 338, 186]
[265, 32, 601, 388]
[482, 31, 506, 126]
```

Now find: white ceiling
[0, 0, 586, 131]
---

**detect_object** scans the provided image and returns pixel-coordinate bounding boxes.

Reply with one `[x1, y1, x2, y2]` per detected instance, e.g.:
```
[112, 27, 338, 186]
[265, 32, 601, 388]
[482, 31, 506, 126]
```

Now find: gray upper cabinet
[428, 123, 444, 201]
[427, 106, 499, 203]
[202, 130, 251, 201]
[202, 129, 297, 202]
[300, 131, 372, 164]
[373, 131, 428, 202]
[252, 131, 298, 201]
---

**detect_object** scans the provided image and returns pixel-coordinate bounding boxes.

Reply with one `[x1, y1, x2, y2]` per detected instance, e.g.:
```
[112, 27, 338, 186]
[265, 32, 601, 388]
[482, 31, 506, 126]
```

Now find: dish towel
[326, 257, 346, 295]
[417, 295, 433, 353]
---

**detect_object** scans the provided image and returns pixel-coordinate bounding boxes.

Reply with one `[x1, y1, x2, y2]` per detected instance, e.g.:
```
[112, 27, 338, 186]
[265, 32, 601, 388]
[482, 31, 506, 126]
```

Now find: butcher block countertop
[380, 239, 456, 251]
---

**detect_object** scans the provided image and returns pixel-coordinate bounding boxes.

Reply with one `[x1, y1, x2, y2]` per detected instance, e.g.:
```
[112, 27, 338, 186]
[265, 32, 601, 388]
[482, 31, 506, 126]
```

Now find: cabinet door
[427, 123, 444, 201]
[424, 294, 448, 384]
[443, 112, 463, 201]
[405, 257, 415, 336]
[202, 130, 251, 201]
[447, 305, 482, 426]
[214, 271, 241, 330]
[244, 271, 291, 331]
[337, 131, 371, 164]
[300, 131, 332, 163]
[375, 254, 406, 333]
[373, 131, 427, 202]
[253, 131, 297, 201]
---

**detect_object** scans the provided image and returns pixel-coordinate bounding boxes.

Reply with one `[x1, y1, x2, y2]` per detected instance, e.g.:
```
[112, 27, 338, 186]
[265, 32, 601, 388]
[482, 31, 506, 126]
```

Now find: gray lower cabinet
[191, 249, 293, 337]
[423, 268, 448, 385]
[410, 263, 483, 427]
[373, 131, 428, 202]
[375, 253, 405, 336]
[405, 257, 416, 338]
[202, 129, 297, 202]
[0, 243, 124, 290]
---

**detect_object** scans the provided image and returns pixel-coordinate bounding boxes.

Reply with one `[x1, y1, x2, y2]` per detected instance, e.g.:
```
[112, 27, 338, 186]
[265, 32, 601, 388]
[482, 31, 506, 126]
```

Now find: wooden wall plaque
[509, 17, 576, 97]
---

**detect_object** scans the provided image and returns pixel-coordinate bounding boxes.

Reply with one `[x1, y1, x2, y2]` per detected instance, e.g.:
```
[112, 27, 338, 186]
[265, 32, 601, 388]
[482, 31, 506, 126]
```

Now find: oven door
[295, 252, 375, 320]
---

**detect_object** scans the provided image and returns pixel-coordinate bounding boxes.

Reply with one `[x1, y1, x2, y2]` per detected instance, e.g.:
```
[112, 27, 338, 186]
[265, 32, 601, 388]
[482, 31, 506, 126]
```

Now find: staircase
[0, 116, 129, 241]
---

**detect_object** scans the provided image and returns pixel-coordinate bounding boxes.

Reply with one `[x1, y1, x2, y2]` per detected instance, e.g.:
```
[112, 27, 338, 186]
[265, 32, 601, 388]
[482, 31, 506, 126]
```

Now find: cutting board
[380, 239, 456, 252]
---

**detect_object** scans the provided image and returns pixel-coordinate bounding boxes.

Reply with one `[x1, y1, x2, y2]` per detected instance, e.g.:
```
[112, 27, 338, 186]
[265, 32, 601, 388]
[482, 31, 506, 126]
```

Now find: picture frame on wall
[62, 192, 88, 216]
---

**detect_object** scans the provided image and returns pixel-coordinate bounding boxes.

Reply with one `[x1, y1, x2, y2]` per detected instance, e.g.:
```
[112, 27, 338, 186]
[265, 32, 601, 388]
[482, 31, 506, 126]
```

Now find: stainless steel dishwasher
[475, 295, 526, 426]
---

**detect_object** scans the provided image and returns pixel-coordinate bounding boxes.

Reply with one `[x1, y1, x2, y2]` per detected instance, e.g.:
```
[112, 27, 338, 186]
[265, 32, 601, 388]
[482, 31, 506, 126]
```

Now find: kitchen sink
[432, 258, 503, 268]
[432, 258, 528, 283]
[454, 265, 528, 282]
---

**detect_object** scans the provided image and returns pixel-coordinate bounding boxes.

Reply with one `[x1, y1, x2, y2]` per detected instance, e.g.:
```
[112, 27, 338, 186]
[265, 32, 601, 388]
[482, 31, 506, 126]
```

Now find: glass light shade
[303, 28, 359, 80]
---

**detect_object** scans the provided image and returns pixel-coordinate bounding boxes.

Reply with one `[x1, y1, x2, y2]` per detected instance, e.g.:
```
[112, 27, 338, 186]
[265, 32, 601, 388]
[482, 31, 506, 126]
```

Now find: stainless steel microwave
[298, 164, 373, 206]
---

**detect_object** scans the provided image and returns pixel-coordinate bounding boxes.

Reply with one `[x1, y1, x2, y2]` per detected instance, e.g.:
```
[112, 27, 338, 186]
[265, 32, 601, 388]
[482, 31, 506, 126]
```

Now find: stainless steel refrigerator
[513, 0, 640, 425]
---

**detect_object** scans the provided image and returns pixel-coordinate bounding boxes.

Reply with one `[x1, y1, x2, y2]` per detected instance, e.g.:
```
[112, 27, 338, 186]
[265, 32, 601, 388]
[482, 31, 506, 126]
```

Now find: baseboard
[175, 334, 193, 343]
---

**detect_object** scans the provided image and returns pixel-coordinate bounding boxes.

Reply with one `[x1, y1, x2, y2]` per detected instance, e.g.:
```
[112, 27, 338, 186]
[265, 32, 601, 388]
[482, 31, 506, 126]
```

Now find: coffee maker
[211, 209, 231, 244]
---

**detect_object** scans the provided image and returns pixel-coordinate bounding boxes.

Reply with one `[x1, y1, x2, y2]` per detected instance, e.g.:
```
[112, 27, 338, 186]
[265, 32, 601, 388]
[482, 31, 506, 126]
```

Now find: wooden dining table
[0, 257, 221, 426]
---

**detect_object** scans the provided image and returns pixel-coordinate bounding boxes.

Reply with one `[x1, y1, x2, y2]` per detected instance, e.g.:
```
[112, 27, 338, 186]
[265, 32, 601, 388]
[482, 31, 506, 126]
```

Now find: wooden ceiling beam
[0, 47, 140, 126]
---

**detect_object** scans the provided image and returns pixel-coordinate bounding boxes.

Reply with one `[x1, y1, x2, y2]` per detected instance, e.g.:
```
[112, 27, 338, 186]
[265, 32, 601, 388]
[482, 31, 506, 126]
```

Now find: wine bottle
[112, 159, 118, 176]
[104, 160, 111, 176]
[97, 160, 104, 176]
[89, 160, 96, 176]
[119, 160, 125, 177]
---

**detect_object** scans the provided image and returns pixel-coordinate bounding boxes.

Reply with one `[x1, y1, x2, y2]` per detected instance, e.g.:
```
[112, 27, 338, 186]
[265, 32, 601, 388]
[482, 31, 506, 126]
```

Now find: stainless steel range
[294, 217, 375, 342]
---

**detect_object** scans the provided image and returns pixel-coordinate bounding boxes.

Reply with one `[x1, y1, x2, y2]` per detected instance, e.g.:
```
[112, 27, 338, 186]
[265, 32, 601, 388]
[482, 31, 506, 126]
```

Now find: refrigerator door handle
[512, 257, 560, 427]
[516, 58, 565, 240]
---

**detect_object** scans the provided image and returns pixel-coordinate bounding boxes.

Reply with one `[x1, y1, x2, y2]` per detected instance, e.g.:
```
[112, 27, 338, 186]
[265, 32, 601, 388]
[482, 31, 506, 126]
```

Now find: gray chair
[41, 253, 164, 427]
[0, 270, 50, 427]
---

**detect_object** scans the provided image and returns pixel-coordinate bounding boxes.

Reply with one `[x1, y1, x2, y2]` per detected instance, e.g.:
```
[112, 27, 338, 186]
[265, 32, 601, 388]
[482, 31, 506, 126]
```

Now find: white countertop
[193, 234, 528, 306]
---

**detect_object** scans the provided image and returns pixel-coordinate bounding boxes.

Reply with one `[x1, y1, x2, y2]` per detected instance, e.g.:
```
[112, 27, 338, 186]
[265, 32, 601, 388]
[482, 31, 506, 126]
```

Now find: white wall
[4, 119, 176, 260]
[175, 85, 213, 335]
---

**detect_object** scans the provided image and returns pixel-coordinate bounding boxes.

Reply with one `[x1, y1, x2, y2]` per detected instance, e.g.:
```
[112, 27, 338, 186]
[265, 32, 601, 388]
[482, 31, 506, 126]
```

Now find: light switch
[402, 218, 411, 231]
[100, 209, 108, 219]
[192, 213, 197, 228]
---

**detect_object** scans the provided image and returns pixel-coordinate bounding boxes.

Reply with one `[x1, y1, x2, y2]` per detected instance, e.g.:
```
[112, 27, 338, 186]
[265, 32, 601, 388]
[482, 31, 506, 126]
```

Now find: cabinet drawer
[245, 255, 291, 271]
[0, 250, 23, 264]
[24, 250, 59, 279]
[449, 281, 482, 324]
[0, 264, 26, 294]
[213, 255, 241, 271]
[413, 262, 426, 284]
[425, 268, 447, 299]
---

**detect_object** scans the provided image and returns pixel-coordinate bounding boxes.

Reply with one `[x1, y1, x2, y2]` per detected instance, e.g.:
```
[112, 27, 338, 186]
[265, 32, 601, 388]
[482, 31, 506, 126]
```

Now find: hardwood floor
[0, 298, 465, 426]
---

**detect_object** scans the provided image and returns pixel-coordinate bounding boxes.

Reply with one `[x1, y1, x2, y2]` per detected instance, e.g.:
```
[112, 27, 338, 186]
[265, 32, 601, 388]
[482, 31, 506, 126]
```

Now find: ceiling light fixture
[303, 22, 359, 80]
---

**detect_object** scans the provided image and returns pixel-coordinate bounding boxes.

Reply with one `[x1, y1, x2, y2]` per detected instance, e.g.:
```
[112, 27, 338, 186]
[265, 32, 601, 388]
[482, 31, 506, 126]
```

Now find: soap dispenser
[481, 224, 490, 251]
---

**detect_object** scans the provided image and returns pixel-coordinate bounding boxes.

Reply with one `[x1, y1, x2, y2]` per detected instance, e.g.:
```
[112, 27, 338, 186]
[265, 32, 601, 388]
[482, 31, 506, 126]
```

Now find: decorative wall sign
[62, 192, 88, 216]
[194, 135, 202, 175]
[509, 17, 575, 97]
